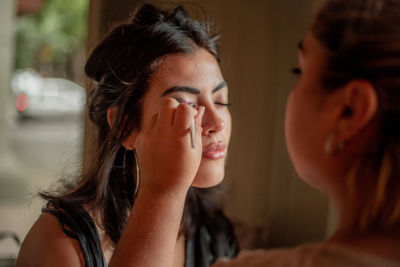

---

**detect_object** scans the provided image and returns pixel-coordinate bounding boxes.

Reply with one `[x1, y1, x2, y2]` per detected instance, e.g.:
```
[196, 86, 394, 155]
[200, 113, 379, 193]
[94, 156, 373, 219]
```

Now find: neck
[323, 152, 361, 239]
[326, 184, 356, 239]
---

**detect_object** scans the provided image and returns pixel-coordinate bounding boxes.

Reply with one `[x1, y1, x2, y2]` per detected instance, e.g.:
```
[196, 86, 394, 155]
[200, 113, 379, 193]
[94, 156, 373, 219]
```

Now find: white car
[11, 69, 86, 120]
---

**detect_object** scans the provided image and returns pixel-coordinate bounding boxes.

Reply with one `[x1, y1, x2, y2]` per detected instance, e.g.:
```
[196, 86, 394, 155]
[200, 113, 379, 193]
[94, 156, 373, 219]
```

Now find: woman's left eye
[215, 102, 232, 107]
[291, 67, 302, 76]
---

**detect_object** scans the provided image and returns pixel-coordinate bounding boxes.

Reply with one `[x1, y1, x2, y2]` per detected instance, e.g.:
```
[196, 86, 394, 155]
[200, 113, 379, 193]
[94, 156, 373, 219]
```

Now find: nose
[201, 106, 225, 136]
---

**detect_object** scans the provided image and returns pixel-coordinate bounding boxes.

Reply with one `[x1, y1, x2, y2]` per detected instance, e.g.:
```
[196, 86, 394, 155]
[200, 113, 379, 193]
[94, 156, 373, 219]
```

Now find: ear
[336, 79, 378, 142]
[107, 107, 138, 150]
[107, 107, 117, 129]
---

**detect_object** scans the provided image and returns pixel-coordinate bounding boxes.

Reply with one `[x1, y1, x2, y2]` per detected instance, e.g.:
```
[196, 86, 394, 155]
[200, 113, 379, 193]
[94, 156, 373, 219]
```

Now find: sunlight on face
[285, 33, 333, 191]
[141, 48, 232, 188]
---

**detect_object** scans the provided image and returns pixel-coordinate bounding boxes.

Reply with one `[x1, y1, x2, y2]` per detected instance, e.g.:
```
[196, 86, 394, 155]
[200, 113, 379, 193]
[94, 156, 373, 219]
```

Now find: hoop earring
[133, 149, 140, 198]
[324, 132, 344, 155]
[123, 148, 140, 198]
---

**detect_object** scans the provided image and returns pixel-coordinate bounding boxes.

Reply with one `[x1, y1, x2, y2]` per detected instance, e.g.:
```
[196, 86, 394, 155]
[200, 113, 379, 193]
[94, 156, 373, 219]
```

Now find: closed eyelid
[213, 91, 229, 100]
[164, 86, 229, 106]
[169, 96, 198, 109]
[169, 95, 194, 102]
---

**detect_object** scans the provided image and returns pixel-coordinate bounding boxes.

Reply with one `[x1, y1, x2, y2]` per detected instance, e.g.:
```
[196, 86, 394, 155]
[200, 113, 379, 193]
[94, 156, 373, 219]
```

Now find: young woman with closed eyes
[15, 4, 238, 267]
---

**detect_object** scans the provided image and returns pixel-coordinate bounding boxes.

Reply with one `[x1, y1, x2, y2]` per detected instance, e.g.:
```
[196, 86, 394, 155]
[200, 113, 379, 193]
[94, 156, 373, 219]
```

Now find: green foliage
[15, 0, 89, 71]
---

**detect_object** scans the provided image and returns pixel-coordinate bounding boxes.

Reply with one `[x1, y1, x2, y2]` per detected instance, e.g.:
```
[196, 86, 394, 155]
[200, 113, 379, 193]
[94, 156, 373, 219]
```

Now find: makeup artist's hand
[135, 98, 205, 195]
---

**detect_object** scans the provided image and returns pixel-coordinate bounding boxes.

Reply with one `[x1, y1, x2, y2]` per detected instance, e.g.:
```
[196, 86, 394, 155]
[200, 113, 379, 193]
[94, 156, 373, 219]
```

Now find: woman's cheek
[284, 92, 300, 159]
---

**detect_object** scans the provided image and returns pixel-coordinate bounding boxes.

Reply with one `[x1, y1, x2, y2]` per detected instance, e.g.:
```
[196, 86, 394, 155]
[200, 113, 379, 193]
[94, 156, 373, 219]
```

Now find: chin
[191, 160, 225, 188]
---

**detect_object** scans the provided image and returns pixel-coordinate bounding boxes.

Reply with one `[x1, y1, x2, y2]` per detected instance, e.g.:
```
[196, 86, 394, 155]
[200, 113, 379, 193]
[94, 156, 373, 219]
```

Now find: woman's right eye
[291, 67, 302, 76]
[186, 102, 198, 109]
[173, 97, 198, 109]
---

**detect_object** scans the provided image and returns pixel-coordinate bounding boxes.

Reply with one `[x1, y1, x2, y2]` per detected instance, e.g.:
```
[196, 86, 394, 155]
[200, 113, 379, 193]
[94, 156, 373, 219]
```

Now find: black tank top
[43, 201, 238, 267]
[43, 203, 107, 266]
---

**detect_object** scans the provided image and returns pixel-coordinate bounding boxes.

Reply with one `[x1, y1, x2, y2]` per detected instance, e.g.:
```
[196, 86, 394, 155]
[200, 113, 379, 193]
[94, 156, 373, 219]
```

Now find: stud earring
[324, 132, 345, 155]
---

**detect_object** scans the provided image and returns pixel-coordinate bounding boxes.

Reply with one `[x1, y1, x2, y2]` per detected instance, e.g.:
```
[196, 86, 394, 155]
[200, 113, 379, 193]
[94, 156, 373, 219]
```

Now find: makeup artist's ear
[107, 107, 138, 150]
[335, 79, 378, 142]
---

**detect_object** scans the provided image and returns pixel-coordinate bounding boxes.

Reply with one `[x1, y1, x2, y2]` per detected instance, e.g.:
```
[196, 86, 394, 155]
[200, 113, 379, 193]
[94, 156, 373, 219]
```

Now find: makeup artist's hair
[41, 3, 234, 247]
[312, 0, 400, 232]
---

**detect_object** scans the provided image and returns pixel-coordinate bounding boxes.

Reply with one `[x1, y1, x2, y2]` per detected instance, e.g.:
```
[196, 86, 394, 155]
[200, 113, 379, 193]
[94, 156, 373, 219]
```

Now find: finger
[194, 106, 205, 127]
[158, 98, 179, 130]
[190, 106, 204, 149]
[194, 123, 203, 150]
[173, 103, 197, 132]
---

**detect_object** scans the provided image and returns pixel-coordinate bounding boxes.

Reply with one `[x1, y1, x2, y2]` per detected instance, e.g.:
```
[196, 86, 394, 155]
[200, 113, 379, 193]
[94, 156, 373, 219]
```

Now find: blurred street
[0, 116, 84, 257]
[0, 0, 88, 261]
[10, 117, 83, 181]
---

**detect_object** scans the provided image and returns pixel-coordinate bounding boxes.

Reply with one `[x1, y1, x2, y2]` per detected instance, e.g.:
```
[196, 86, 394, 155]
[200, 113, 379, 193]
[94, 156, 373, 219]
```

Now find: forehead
[300, 33, 326, 62]
[299, 33, 331, 105]
[149, 48, 224, 93]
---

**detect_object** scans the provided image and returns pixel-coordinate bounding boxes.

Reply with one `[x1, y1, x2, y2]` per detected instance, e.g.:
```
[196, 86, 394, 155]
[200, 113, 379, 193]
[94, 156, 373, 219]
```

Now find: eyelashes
[185, 102, 232, 108]
[291, 67, 302, 75]
[215, 102, 232, 107]
[173, 97, 196, 108]
[173, 97, 231, 108]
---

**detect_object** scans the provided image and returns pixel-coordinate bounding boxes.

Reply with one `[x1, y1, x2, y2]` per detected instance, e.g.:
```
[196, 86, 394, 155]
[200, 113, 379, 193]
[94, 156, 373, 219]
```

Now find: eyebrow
[161, 81, 228, 96]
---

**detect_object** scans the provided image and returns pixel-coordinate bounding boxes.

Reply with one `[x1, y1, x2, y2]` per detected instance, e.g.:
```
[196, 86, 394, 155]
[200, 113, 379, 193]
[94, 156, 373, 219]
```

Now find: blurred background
[0, 0, 332, 262]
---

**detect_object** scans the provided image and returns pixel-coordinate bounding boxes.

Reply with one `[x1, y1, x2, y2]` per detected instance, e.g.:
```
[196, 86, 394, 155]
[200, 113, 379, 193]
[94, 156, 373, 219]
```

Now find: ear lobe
[337, 79, 378, 141]
[122, 131, 138, 150]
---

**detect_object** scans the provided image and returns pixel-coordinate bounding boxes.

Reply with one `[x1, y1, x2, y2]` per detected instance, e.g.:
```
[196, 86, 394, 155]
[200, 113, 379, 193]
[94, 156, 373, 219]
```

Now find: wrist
[139, 171, 192, 198]
[137, 183, 189, 204]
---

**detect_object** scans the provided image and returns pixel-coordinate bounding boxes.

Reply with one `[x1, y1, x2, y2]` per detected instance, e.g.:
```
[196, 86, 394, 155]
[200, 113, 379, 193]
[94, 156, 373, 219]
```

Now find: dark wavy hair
[312, 0, 400, 232]
[41, 3, 232, 247]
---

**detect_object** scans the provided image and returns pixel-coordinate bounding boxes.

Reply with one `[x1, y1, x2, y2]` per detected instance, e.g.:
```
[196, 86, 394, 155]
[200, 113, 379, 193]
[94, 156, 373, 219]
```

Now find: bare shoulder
[15, 213, 85, 267]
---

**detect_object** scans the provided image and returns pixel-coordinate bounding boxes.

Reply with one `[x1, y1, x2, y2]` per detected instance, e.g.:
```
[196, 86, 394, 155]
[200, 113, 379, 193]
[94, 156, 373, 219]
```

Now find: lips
[202, 142, 227, 160]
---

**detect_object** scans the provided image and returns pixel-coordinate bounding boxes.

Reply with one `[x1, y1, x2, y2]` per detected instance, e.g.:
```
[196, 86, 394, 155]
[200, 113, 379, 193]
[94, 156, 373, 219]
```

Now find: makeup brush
[177, 99, 196, 149]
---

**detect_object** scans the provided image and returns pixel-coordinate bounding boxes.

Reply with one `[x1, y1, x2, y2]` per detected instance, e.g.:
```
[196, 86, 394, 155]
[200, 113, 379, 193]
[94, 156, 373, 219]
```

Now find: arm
[109, 99, 204, 267]
[16, 99, 203, 267]
[15, 213, 85, 267]
[108, 187, 187, 267]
